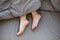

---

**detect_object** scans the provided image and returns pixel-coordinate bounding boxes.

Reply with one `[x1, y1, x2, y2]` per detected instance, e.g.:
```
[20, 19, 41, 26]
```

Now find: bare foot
[32, 11, 41, 31]
[17, 16, 29, 36]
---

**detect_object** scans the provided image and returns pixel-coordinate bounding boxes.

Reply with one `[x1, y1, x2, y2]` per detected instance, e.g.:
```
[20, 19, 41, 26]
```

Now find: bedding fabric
[0, 0, 41, 20]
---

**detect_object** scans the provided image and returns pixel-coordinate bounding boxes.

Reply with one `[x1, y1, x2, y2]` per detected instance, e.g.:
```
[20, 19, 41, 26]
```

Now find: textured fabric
[0, 0, 41, 20]
[51, 0, 60, 11]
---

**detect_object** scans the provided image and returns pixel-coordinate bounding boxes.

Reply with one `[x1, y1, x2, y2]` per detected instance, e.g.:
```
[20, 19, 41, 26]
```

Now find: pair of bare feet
[17, 11, 41, 36]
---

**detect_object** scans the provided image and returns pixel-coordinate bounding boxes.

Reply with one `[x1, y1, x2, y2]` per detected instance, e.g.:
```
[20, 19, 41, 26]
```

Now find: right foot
[32, 11, 41, 31]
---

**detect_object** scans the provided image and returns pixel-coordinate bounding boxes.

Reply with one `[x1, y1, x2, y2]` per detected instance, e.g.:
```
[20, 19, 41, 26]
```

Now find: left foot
[17, 19, 29, 36]
[17, 15, 29, 36]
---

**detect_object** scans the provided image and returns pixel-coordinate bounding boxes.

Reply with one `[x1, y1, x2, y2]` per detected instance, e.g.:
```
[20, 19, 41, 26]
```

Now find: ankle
[33, 14, 41, 19]
[21, 15, 26, 20]
[32, 11, 41, 18]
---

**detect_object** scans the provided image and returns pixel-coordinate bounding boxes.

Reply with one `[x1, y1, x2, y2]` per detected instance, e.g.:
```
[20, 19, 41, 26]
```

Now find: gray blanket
[0, 0, 41, 20]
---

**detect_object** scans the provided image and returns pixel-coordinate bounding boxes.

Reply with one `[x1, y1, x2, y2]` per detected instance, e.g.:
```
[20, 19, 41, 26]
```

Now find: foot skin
[32, 11, 41, 31]
[17, 19, 29, 36]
